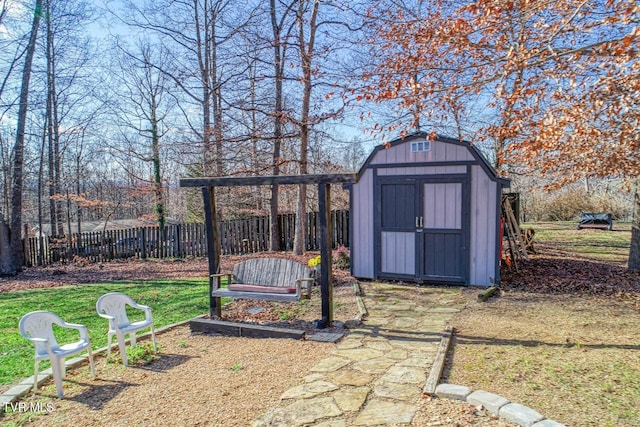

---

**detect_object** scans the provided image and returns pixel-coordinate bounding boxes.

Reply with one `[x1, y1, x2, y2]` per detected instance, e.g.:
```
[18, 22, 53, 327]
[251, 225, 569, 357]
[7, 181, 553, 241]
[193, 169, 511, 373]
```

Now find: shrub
[333, 245, 350, 270]
[107, 342, 158, 366]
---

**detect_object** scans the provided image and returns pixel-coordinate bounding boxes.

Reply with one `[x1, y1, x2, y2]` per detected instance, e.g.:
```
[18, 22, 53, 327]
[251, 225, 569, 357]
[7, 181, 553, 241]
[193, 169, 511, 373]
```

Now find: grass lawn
[447, 221, 640, 426]
[524, 221, 632, 264]
[0, 278, 210, 391]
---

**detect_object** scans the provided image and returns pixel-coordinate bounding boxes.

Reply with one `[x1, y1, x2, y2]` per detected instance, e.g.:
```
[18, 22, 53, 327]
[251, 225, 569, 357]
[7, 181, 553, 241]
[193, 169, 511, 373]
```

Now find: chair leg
[151, 325, 157, 353]
[116, 331, 128, 366]
[59, 358, 66, 380]
[32, 360, 40, 393]
[87, 345, 96, 379]
[130, 331, 137, 348]
[51, 357, 64, 398]
[105, 333, 113, 364]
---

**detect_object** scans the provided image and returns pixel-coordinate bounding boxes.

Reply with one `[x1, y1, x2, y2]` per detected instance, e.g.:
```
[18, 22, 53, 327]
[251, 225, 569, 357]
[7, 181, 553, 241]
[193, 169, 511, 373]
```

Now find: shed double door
[377, 177, 468, 283]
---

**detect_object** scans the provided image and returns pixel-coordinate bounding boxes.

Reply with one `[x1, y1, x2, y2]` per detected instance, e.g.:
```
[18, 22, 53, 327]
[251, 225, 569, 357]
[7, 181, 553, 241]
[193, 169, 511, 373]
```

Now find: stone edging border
[0, 317, 193, 412]
[434, 384, 566, 427]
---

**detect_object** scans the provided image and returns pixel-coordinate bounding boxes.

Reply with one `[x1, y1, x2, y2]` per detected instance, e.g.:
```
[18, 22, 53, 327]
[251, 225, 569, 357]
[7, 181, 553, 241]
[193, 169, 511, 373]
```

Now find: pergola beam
[180, 173, 356, 188]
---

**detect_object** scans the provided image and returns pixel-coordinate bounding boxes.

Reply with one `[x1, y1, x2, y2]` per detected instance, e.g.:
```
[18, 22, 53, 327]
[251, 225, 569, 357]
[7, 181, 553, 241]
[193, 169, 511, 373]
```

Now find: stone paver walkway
[253, 282, 464, 427]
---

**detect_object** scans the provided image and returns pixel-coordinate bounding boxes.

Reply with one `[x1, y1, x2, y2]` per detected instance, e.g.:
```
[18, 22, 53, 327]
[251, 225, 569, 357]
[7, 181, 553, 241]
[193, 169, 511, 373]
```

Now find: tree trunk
[248, 64, 262, 211]
[75, 132, 84, 234]
[46, 0, 63, 236]
[269, 0, 286, 252]
[628, 183, 640, 271]
[66, 188, 72, 261]
[151, 100, 165, 231]
[10, 0, 43, 270]
[195, 0, 221, 259]
[293, 0, 319, 256]
[0, 213, 15, 275]
[37, 120, 47, 266]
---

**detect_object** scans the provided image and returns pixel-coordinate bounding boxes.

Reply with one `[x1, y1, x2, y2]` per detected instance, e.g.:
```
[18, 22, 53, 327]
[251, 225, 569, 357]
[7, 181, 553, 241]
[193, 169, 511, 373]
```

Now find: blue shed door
[420, 182, 466, 282]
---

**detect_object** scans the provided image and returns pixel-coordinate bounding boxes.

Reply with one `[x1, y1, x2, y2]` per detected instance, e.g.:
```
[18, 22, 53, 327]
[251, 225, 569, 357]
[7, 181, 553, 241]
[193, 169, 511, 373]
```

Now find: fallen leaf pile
[501, 243, 640, 303]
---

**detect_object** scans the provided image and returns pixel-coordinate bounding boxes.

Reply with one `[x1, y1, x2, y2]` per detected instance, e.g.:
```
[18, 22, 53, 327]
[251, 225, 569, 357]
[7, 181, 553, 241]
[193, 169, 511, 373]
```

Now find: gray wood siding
[377, 165, 467, 176]
[381, 231, 415, 275]
[352, 168, 374, 278]
[233, 258, 311, 286]
[371, 140, 473, 164]
[469, 165, 498, 286]
[423, 183, 462, 229]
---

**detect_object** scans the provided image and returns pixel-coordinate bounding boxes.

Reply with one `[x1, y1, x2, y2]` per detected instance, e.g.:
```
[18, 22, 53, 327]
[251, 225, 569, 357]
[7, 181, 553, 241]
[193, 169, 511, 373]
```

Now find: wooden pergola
[179, 173, 356, 328]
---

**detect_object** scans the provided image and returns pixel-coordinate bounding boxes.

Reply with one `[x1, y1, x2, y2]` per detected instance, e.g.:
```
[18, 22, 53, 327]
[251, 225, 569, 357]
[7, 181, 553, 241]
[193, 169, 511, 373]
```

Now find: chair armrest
[97, 312, 116, 321]
[97, 312, 118, 329]
[127, 301, 154, 323]
[128, 301, 150, 311]
[61, 322, 91, 341]
[141, 305, 153, 324]
[26, 337, 49, 344]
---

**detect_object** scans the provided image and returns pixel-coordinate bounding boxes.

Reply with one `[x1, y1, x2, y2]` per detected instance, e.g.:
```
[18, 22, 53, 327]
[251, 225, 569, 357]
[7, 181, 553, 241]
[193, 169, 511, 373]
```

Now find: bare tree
[109, 39, 174, 230]
[10, 0, 43, 270]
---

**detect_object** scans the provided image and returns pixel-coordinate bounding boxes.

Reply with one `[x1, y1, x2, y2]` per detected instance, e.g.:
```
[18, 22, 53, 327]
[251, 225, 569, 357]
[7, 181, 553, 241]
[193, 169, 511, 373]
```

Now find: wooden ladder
[502, 196, 529, 271]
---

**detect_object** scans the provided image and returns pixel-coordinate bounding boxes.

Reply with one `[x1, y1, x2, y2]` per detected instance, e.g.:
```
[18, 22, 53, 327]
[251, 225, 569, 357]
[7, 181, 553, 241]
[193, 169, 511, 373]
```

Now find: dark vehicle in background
[576, 213, 613, 231]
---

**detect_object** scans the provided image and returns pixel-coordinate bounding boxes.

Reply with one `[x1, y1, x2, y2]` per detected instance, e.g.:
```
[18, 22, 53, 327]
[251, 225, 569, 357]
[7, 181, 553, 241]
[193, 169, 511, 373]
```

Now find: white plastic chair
[96, 292, 157, 366]
[19, 311, 96, 398]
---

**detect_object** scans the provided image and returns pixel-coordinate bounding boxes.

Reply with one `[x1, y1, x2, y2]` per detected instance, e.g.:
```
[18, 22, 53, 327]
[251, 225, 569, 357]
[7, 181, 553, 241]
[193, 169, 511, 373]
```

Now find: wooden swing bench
[211, 258, 314, 303]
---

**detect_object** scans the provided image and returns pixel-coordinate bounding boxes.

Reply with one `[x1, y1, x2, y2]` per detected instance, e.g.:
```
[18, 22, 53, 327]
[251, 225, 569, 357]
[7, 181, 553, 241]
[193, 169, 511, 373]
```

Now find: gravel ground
[2, 324, 516, 427]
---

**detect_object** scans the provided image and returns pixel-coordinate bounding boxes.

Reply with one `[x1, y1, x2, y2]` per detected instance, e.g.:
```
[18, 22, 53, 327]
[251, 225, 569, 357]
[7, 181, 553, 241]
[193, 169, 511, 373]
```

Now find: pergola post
[316, 182, 333, 328]
[202, 187, 221, 318]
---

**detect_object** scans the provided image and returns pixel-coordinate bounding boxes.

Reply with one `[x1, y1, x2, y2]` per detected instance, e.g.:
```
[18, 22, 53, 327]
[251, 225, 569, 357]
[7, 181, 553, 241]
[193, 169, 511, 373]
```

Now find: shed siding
[424, 182, 462, 229]
[371, 139, 473, 165]
[352, 168, 374, 277]
[377, 165, 467, 176]
[469, 165, 498, 285]
[381, 231, 415, 275]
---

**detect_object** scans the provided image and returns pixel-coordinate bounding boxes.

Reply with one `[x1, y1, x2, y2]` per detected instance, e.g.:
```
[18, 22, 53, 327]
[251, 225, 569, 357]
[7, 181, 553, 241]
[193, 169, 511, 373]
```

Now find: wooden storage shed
[347, 132, 509, 287]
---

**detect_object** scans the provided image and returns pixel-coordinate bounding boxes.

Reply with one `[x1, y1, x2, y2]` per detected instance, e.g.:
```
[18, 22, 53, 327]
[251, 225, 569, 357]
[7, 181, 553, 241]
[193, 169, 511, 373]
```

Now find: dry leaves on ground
[501, 242, 640, 300]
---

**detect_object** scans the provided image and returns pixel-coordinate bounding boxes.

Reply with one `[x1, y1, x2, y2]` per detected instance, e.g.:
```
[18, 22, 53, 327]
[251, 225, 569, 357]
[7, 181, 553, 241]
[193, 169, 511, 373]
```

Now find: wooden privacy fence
[25, 209, 349, 267]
